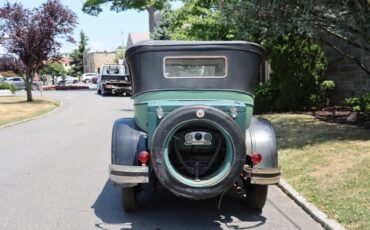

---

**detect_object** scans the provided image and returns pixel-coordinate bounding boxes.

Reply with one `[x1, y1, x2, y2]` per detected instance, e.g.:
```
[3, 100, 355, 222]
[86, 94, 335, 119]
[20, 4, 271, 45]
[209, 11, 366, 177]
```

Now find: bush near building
[344, 93, 370, 112]
[254, 35, 331, 113]
[0, 82, 17, 94]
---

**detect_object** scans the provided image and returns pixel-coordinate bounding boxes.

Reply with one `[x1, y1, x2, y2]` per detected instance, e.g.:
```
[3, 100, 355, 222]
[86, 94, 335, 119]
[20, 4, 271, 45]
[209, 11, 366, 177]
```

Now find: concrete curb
[0, 99, 63, 129]
[0, 89, 13, 96]
[277, 179, 345, 230]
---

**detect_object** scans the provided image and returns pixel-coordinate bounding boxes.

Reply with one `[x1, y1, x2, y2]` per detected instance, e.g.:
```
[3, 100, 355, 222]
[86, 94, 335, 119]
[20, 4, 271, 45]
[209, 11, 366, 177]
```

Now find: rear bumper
[112, 86, 132, 94]
[243, 165, 281, 185]
[103, 85, 132, 94]
[109, 164, 149, 188]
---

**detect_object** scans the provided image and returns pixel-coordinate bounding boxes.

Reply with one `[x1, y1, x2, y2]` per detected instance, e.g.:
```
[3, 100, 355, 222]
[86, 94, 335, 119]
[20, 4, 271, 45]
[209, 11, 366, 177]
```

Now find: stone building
[83, 51, 116, 74]
[319, 33, 370, 104]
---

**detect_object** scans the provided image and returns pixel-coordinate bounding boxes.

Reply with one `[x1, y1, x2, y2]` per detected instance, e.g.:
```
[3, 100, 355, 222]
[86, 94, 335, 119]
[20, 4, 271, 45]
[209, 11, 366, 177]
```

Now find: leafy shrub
[344, 93, 370, 112]
[254, 83, 279, 113]
[321, 80, 336, 90]
[0, 82, 17, 93]
[310, 80, 336, 108]
[263, 34, 328, 111]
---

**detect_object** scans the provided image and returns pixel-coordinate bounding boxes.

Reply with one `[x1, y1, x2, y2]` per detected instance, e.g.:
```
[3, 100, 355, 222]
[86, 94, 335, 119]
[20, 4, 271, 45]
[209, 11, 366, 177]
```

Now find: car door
[13, 77, 25, 89]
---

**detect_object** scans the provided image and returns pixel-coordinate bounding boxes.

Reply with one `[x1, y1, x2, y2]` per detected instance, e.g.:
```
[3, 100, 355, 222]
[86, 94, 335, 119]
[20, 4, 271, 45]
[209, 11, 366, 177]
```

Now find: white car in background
[3, 76, 26, 90]
[56, 75, 78, 85]
[81, 73, 99, 83]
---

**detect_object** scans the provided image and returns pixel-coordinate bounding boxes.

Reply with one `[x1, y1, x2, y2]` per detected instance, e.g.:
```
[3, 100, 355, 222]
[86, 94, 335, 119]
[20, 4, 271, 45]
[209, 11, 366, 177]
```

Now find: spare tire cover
[151, 105, 246, 199]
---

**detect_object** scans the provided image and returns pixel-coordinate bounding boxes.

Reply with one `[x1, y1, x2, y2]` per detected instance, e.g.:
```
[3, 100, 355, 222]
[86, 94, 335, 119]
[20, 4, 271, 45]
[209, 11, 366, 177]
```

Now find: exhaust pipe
[234, 183, 242, 193]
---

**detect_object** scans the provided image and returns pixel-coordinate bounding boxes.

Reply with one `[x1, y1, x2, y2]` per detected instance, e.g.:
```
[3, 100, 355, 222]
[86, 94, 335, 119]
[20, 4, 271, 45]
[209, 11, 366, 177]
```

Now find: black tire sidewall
[244, 179, 268, 210]
[121, 187, 138, 212]
[150, 105, 246, 199]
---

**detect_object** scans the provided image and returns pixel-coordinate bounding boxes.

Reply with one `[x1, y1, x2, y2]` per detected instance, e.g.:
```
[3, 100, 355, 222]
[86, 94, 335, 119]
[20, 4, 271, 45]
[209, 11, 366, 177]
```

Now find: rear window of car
[102, 65, 125, 75]
[164, 56, 227, 78]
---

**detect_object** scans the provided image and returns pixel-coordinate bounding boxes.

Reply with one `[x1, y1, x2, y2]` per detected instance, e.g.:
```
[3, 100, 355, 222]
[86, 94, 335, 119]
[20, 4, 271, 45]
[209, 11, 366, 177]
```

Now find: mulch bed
[43, 85, 89, 91]
[313, 106, 370, 129]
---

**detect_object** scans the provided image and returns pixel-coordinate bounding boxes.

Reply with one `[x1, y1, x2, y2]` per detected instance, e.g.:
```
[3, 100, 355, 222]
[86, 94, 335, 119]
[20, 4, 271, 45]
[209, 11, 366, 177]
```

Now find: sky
[0, 0, 181, 54]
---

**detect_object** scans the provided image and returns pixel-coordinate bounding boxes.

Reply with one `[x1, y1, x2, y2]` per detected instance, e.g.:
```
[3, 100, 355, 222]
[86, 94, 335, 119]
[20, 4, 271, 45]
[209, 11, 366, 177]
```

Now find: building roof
[59, 56, 72, 65]
[127, 32, 150, 48]
[85, 51, 115, 55]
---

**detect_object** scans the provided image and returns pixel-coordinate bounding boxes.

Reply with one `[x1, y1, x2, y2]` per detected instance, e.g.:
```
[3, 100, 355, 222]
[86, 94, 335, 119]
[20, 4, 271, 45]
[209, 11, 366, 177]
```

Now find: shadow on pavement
[119, 108, 134, 112]
[92, 180, 266, 230]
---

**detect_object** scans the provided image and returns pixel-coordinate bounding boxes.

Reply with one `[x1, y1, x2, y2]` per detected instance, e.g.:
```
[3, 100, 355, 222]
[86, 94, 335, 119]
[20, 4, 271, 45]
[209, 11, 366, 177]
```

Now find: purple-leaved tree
[0, 55, 25, 75]
[0, 0, 77, 101]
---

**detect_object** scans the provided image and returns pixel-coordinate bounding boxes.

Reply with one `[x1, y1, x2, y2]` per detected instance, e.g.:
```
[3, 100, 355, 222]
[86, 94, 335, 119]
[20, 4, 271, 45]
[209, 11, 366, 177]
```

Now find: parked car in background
[3, 76, 41, 90]
[81, 73, 99, 83]
[3, 76, 26, 90]
[91, 75, 98, 84]
[32, 76, 45, 90]
[56, 75, 78, 85]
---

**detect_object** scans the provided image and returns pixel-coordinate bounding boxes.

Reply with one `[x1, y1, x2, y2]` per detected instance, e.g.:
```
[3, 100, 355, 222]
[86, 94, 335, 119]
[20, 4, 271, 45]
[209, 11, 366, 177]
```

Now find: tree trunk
[26, 85, 33, 102]
[148, 7, 155, 33]
[25, 73, 33, 102]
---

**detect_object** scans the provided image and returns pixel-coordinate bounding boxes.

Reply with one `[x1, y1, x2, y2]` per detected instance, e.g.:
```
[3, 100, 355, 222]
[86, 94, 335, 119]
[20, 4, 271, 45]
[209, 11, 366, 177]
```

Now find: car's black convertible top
[125, 41, 266, 96]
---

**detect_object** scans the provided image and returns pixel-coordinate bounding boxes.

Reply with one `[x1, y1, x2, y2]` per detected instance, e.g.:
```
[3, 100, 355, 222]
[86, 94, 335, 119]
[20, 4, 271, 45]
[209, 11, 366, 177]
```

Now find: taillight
[138, 151, 150, 165]
[251, 152, 263, 165]
[105, 84, 112, 89]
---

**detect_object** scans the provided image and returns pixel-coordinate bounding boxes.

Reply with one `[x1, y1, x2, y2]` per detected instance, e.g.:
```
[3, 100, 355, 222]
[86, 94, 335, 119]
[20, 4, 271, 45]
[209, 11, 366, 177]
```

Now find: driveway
[0, 90, 323, 229]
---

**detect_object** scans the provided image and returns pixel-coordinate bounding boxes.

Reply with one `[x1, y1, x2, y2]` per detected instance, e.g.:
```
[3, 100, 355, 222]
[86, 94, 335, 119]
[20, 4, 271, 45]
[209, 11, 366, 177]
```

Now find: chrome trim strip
[109, 164, 149, 187]
[243, 165, 281, 185]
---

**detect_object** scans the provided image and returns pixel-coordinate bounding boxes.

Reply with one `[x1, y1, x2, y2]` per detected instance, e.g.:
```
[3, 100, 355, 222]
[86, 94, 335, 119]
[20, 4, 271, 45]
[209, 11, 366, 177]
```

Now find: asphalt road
[0, 90, 323, 230]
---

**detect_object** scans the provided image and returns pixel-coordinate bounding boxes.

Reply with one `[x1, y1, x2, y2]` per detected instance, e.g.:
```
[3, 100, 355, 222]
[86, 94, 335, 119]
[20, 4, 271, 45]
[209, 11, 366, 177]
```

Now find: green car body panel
[134, 90, 254, 142]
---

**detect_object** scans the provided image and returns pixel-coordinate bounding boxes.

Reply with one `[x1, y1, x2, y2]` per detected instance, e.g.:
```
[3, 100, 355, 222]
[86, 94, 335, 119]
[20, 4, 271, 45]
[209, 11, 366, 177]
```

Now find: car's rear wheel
[121, 186, 138, 212]
[73, 80, 78, 84]
[243, 179, 268, 211]
[151, 105, 246, 199]
[84, 79, 90, 83]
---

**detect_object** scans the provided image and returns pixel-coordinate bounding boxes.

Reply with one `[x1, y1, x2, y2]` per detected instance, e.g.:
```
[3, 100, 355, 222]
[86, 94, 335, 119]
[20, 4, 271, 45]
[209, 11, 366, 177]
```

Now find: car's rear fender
[245, 116, 280, 184]
[110, 118, 148, 187]
[246, 116, 278, 168]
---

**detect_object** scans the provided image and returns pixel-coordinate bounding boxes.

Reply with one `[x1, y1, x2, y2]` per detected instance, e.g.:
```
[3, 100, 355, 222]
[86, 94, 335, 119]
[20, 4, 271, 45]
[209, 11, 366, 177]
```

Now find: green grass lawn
[263, 114, 370, 230]
[0, 96, 60, 127]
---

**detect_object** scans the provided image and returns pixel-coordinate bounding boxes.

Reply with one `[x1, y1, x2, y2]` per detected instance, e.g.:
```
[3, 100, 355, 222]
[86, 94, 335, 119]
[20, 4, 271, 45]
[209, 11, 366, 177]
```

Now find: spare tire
[151, 105, 246, 199]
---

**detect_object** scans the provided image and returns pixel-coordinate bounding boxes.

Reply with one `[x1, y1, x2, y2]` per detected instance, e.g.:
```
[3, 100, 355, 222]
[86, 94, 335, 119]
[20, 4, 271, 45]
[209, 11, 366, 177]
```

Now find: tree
[39, 62, 66, 85]
[224, 0, 370, 74]
[70, 31, 89, 78]
[151, 3, 173, 40]
[0, 55, 25, 76]
[264, 34, 328, 111]
[0, 0, 77, 101]
[82, 0, 168, 33]
[114, 46, 126, 64]
[155, 0, 232, 40]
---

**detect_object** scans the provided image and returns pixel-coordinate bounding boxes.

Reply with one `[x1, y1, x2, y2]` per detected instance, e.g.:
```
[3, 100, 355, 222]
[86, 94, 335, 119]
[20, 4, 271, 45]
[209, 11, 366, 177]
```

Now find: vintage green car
[109, 41, 281, 212]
